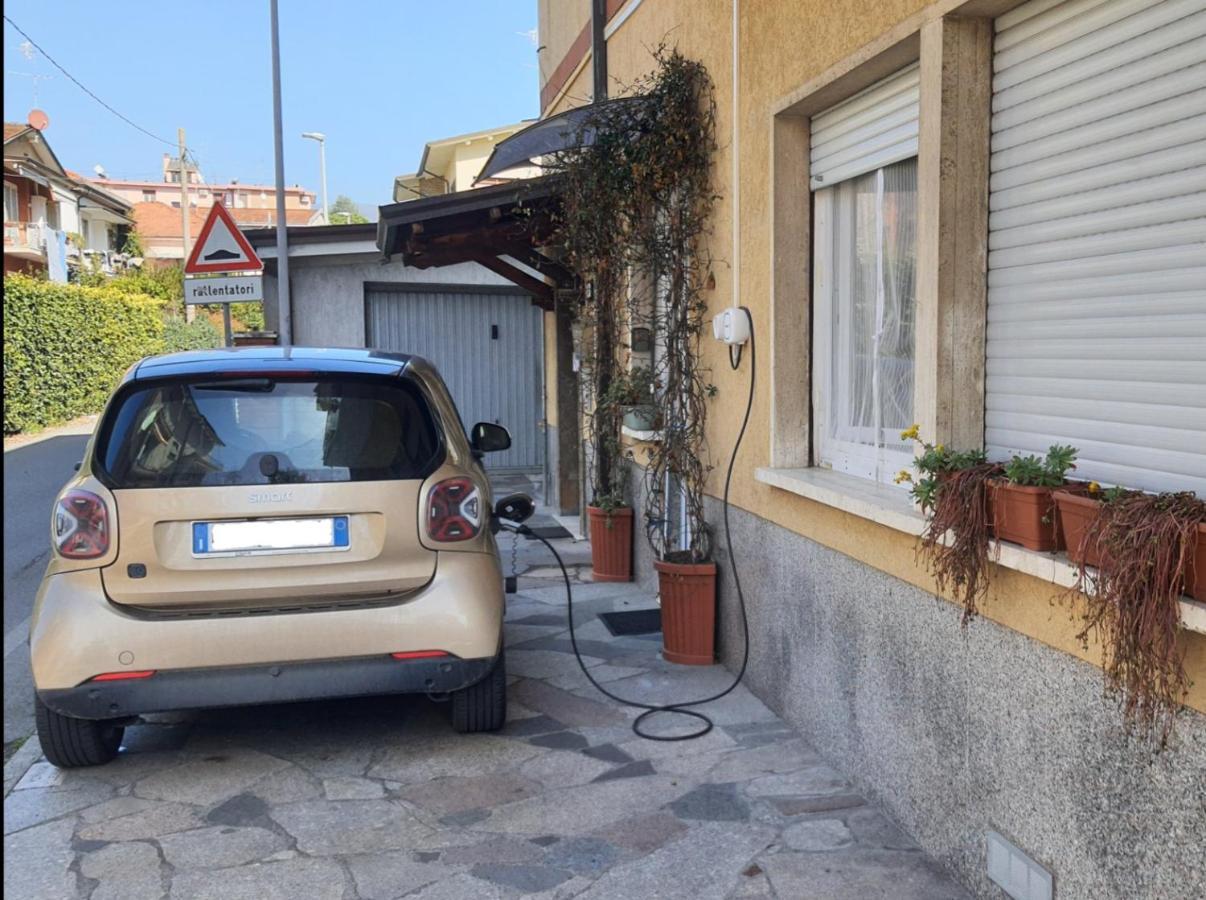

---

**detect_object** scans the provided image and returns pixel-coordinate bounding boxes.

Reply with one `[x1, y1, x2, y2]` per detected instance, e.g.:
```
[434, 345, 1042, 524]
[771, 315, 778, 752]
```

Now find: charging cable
[504, 307, 756, 741]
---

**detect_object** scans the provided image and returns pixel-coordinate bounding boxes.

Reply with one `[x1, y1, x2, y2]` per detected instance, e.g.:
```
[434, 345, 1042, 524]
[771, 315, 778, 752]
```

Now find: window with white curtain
[813, 158, 918, 484]
[4, 182, 19, 221]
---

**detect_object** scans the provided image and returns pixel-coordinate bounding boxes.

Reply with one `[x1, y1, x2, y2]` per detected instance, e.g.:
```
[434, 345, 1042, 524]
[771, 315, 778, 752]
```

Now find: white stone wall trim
[754, 466, 1206, 635]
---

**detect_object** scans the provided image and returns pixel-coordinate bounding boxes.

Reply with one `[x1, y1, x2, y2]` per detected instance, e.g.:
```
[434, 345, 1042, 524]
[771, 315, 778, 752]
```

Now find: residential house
[480, 1, 1200, 898]
[393, 121, 541, 201]
[94, 153, 320, 224]
[4, 120, 133, 280]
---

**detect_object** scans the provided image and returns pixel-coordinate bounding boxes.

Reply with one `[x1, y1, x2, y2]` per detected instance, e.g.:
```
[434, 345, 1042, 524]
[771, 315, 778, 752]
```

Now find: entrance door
[365, 284, 545, 473]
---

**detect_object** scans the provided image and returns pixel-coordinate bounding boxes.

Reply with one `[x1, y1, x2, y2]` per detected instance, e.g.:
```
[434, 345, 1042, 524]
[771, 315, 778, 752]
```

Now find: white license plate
[192, 516, 350, 557]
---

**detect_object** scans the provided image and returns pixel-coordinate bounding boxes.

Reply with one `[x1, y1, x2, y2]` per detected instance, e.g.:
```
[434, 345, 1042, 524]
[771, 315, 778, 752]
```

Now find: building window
[3, 182, 19, 221]
[813, 158, 918, 484]
[142, 190, 156, 202]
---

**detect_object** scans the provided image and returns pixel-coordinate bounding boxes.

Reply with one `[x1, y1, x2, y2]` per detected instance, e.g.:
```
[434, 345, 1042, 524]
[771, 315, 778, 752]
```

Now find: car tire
[450, 650, 506, 733]
[34, 694, 124, 768]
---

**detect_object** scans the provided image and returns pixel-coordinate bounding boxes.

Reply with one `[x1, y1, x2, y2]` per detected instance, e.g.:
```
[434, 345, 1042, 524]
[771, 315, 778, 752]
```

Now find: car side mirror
[470, 422, 511, 454]
[494, 493, 535, 523]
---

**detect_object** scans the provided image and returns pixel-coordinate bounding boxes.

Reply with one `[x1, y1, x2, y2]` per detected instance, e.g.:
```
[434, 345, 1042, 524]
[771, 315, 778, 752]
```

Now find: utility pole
[179, 128, 194, 323]
[270, 0, 291, 346]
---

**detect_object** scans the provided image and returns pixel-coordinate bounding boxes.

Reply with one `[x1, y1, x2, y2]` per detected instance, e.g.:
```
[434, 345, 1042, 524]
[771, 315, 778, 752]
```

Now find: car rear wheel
[450, 650, 506, 733]
[34, 694, 124, 768]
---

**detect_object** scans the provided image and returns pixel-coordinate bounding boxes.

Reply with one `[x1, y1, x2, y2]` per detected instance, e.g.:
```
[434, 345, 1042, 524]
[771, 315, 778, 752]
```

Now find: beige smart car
[31, 347, 524, 767]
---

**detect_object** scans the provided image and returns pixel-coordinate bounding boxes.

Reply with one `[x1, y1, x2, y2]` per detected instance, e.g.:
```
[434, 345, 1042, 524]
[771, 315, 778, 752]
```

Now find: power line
[3, 14, 187, 153]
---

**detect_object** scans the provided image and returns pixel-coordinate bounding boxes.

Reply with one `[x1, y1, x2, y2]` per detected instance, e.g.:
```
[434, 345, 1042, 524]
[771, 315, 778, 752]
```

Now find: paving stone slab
[469, 862, 573, 893]
[397, 773, 541, 816]
[79, 839, 163, 900]
[574, 820, 776, 900]
[528, 730, 590, 751]
[403, 871, 509, 899]
[270, 799, 432, 855]
[345, 849, 462, 900]
[247, 765, 324, 804]
[782, 817, 856, 851]
[512, 680, 627, 728]
[170, 856, 347, 900]
[769, 793, 866, 816]
[367, 732, 545, 784]
[158, 824, 287, 869]
[589, 810, 688, 854]
[509, 648, 606, 680]
[591, 759, 655, 782]
[3, 817, 77, 899]
[669, 781, 751, 822]
[542, 835, 622, 875]
[705, 739, 822, 782]
[519, 749, 614, 789]
[77, 800, 206, 842]
[439, 835, 545, 865]
[322, 776, 385, 800]
[473, 776, 694, 836]
[3, 777, 114, 834]
[132, 749, 289, 806]
[744, 765, 851, 798]
[759, 848, 973, 900]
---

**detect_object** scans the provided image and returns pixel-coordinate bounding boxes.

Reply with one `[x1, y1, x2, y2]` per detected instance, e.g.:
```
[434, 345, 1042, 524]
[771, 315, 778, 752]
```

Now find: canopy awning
[376, 177, 571, 309]
[477, 96, 653, 183]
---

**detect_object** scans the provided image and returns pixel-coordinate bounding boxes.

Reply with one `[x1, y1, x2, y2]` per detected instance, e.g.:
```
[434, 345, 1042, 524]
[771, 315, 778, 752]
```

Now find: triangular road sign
[184, 201, 263, 274]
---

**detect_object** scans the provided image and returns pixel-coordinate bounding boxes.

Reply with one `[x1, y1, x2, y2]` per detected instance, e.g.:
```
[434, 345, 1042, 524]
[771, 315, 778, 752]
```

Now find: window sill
[622, 425, 662, 443]
[754, 466, 1206, 636]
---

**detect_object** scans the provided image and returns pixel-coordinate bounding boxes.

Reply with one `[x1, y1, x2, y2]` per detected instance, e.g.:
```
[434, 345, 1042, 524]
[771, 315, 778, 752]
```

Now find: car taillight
[54, 490, 110, 559]
[426, 477, 481, 542]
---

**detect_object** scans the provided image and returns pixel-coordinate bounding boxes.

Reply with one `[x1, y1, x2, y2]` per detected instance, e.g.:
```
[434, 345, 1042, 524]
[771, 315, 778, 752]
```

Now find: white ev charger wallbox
[713, 307, 751, 346]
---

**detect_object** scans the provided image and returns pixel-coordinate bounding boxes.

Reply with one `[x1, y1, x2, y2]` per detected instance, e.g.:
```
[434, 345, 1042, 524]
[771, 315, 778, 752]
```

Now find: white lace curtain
[816, 157, 918, 483]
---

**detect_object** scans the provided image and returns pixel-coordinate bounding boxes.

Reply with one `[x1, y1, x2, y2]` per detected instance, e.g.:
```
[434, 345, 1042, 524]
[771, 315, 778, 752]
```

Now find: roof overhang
[376, 177, 571, 309]
[477, 96, 652, 182]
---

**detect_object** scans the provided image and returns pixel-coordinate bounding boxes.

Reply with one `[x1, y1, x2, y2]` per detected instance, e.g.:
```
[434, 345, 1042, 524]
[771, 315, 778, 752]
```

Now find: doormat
[598, 608, 662, 636]
[521, 521, 573, 540]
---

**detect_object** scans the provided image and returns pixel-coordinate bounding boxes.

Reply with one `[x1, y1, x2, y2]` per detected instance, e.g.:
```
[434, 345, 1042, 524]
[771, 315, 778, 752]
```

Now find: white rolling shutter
[810, 63, 919, 190]
[986, 0, 1206, 496]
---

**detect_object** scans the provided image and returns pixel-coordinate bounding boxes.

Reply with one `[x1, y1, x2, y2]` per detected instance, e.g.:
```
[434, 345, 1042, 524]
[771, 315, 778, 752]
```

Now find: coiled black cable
[504, 307, 756, 741]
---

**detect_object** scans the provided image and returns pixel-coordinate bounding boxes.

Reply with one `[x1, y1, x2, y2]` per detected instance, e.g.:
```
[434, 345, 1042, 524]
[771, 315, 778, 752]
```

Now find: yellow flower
[899, 423, 921, 442]
[1087, 481, 1100, 494]
[935, 444, 945, 454]
[894, 470, 913, 484]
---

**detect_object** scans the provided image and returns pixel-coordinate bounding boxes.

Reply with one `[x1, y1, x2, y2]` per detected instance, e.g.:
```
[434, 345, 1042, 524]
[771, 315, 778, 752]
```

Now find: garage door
[986, 0, 1206, 495]
[365, 285, 544, 473]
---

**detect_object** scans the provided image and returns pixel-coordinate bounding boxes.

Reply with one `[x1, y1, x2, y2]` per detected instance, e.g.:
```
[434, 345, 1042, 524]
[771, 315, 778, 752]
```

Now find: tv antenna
[7, 71, 52, 106]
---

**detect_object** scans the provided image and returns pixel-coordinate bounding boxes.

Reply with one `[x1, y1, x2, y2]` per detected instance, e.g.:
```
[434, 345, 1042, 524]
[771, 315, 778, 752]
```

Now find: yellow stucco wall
[542, 0, 1206, 714]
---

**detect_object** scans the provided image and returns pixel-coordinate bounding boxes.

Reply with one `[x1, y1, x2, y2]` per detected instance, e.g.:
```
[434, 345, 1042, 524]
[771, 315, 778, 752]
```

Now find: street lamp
[301, 131, 328, 223]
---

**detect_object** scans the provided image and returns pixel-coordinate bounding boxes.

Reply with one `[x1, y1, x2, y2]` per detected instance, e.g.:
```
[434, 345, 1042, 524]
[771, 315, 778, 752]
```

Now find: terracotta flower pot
[1053, 489, 1105, 567]
[587, 506, 633, 582]
[656, 559, 717, 666]
[989, 480, 1062, 551]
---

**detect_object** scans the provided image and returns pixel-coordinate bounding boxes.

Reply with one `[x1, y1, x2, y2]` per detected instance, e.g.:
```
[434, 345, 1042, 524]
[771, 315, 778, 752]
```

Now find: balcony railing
[3, 221, 47, 258]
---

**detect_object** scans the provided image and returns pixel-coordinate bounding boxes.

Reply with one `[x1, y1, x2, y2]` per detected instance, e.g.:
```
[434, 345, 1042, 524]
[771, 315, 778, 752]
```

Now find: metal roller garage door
[365, 284, 544, 473]
[986, 0, 1206, 495]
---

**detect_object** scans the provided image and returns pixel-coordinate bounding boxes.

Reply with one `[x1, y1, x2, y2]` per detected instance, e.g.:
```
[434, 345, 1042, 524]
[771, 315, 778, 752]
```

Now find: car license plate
[192, 516, 350, 557]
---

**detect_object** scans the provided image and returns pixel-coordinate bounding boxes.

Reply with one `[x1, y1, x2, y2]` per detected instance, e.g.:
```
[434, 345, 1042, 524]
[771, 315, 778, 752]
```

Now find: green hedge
[4, 274, 165, 434]
[163, 316, 222, 352]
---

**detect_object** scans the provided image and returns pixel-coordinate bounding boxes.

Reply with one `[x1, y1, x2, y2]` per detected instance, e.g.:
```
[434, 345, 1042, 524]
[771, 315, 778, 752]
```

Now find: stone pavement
[4, 530, 971, 899]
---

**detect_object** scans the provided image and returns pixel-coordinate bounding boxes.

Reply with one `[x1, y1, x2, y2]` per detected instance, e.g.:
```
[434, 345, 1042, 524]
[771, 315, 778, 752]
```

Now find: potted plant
[1072, 489, 1206, 745]
[989, 445, 1078, 551]
[898, 426, 1001, 625]
[602, 365, 661, 432]
[1054, 481, 1117, 568]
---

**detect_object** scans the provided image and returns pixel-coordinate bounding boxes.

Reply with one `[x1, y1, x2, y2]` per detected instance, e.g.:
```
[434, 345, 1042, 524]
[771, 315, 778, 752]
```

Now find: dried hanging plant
[1073, 491, 1204, 747]
[900, 426, 1001, 625]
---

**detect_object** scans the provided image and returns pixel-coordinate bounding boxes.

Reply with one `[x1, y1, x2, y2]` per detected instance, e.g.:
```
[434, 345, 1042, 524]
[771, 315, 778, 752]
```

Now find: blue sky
[3, 2, 540, 214]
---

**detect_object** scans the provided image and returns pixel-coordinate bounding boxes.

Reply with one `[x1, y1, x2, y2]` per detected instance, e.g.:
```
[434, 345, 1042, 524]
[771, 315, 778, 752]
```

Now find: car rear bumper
[38, 653, 498, 720]
[30, 551, 504, 699]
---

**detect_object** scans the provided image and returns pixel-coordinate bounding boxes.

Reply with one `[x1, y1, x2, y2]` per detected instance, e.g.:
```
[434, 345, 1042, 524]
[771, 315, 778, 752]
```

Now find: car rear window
[97, 376, 442, 488]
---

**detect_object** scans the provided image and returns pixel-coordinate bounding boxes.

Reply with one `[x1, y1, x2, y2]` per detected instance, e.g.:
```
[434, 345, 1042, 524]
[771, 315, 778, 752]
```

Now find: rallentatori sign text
[184, 274, 264, 304]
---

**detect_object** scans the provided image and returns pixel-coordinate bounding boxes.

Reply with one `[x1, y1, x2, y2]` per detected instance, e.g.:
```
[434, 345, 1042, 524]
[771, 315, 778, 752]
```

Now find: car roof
[131, 347, 423, 381]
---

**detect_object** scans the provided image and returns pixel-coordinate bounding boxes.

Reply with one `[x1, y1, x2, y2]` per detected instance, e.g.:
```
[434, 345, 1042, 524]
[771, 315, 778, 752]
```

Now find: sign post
[183, 202, 265, 347]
